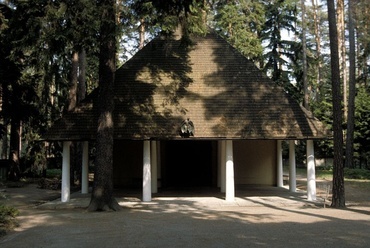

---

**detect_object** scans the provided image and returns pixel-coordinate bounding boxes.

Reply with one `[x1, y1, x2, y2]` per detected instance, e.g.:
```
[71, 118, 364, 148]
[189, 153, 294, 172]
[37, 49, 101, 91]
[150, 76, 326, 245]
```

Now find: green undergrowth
[45, 169, 62, 179]
[287, 167, 370, 181]
[0, 204, 19, 237]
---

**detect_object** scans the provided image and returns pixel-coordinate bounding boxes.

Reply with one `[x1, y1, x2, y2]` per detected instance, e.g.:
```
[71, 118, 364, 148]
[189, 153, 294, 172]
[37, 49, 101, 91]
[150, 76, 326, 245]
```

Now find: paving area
[1, 183, 370, 247]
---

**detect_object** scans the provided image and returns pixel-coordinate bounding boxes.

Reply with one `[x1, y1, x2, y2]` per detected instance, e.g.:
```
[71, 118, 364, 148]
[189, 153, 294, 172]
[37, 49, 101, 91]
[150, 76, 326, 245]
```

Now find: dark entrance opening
[161, 140, 216, 188]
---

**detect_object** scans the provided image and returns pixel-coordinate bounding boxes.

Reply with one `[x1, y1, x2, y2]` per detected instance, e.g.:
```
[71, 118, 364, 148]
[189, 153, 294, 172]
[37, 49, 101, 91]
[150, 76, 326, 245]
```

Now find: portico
[60, 138, 316, 203]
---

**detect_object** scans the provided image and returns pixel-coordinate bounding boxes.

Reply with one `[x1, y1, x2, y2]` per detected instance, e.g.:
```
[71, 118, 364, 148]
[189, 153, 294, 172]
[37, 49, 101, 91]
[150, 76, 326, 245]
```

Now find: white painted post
[143, 140, 151, 202]
[277, 140, 283, 187]
[61, 141, 71, 202]
[151, 141, 158, 194]
[289, 140, 296, 192]
[306, 140, 316, 201]
[220, 140, 226, 193]
[225, 140, 235, 202]
[81, 141, 89, 194]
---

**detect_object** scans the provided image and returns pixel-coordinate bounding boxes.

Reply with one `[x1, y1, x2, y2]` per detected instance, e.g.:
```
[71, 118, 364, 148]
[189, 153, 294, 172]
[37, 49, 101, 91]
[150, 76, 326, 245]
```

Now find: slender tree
[356, 0, 370, 86]
[337, 0, 348, 120]
[301, 0, 309, 109]
[345, 0, 356, 169]
[68, 51, 79, 112]
[310, 0, 323, 101]
[88, 0, 121, 211]
[327, 0, 345, 208]
[78, 49, 87, 103]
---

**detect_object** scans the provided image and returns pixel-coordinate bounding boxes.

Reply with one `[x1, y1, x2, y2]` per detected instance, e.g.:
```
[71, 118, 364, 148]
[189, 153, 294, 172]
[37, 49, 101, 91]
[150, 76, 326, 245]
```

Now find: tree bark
[337, 0, 347, 120]
[301, 0, 309, 109]
[327, 0, 345, 208]
[77, 48, 86, 103]
[88, 0, 121, 211]
[1, 121, 8, 159]
[345, 0, 356, 169]
[7, 118, 21, 181]
[139, 18, 145, 50]
[311, 0, 322, 101]
[68, 51, 78, 112]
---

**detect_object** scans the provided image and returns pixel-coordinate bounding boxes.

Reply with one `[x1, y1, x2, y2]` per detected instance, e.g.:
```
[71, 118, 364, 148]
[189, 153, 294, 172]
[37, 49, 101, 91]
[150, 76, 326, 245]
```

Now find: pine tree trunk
[1, 121, 8, 159]
[77, 48, 86, 103]
[7, 118, 21, 181]
[139, 19, 145, 50]
[88, 0, 120, 211]
[68, 51, 78, 112]
[345, 0, 356, 169]
[69, 51, 79, 185]
[311, 0, 322, 101]
[337, 0, 347, 120]
[301, 0, 309, 109]
[327, 0, 345, 208]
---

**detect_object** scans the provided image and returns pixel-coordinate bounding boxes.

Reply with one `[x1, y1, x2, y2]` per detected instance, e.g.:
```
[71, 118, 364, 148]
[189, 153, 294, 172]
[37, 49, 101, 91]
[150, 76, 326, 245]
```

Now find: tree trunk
[345, 0, 356, 169]
[68, 51, 79, 185]
[357, 0, 369, 85]
[327, 0, 345, 208]
[337, 0, 347, 120]
[7, 118, 21, 181]
[1, 121, 8, 159]
[301, 0, 309, 109]
[139, 18, 145, 50]
[311, 0, 322, 101]
[68, 51, 78, 112]
[88, 0, 121, 211]
[74, 48, 87, 185]
[77, 48, 86, 103]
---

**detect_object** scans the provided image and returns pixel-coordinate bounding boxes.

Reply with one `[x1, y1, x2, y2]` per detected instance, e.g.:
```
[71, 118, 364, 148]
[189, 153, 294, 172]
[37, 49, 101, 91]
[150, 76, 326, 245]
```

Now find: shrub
[344, 168, 370, 180]
[0, 205, 19, 237]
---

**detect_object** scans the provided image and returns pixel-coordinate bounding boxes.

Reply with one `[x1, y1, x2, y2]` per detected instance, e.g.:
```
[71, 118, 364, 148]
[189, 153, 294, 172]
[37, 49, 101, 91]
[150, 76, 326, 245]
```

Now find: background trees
[212, 0, 265, 59]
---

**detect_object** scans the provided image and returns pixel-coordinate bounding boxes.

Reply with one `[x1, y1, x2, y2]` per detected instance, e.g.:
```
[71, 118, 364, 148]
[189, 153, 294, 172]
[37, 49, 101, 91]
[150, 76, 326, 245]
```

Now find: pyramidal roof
[43, 31, 331, 141]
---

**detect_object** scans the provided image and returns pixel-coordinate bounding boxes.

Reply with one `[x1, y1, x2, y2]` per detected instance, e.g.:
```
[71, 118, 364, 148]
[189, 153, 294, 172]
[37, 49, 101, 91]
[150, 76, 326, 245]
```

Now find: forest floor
[0, 175, 369, 247]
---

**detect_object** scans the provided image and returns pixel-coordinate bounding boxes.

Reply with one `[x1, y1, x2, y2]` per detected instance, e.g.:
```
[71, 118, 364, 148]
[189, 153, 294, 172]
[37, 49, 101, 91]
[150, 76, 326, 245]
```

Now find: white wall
[233, 140, 277, 186]
[113, 139, 277, 188]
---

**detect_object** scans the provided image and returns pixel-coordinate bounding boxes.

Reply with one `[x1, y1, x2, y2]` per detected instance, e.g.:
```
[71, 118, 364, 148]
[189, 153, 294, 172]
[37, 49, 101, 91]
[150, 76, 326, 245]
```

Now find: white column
[143, 140, 151, 202]
[225, 140, 235, 202]
[61, 141, 71, 202]
[306, 140, 317, 201]
[151, 141, 158, 193]
[81, 141, 89, 194]
[220, 140, 226, 193]
[289, 140, 296, 192]
[277, 140, 283, 187]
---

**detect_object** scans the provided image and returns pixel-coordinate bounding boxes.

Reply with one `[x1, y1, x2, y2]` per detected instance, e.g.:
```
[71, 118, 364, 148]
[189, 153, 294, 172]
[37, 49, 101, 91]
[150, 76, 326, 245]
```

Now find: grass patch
[46, 169, 62, 179]
[285, 166, 370, 181]
[344, 168, 370, 180]
[316, 169, 333, 180]
[345, 179, 370, 192]
[0, 205, 19, 237]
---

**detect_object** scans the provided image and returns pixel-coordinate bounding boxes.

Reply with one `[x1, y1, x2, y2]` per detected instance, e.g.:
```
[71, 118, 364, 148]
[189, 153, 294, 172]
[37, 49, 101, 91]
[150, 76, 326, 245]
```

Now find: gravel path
[1, 183, 370, 247]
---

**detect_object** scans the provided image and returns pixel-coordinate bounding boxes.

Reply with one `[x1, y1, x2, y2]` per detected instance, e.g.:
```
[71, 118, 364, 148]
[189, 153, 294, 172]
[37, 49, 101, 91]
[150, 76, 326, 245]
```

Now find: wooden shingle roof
[43, 31, 331, 141]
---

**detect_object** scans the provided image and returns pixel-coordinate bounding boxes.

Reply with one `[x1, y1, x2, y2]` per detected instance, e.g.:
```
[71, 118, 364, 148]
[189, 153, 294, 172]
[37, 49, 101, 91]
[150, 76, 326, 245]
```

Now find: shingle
[42, 31, 331, 141]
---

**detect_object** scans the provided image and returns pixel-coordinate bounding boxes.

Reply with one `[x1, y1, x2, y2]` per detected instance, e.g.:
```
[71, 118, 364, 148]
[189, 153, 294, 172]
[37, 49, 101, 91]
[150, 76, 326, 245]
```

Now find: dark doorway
[162, 140, 215, 188]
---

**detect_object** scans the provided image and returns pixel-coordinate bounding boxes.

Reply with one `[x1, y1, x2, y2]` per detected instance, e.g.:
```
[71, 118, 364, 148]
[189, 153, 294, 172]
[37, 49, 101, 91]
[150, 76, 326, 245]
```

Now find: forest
[0, 0, 369, 210]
